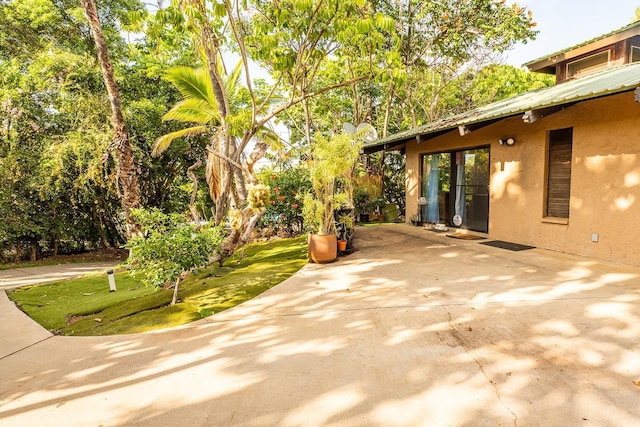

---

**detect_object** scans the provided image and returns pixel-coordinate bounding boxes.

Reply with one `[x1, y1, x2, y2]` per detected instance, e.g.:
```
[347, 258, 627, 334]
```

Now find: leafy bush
[126, 208, 224, 304]
[257, 165, 311, 236]
[383, 151, 406, 214]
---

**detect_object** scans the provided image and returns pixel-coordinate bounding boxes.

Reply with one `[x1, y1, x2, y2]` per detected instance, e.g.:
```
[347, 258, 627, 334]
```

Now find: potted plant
[303, 132, 363, 263]
[371, 197, 386, 221]
[335, 212, 354, 253]
[354, 187, 371, 223]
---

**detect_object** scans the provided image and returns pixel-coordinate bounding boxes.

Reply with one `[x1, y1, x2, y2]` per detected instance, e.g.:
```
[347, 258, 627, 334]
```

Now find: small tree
[126, 209, 224, 305]
[303, 132, 363, 236]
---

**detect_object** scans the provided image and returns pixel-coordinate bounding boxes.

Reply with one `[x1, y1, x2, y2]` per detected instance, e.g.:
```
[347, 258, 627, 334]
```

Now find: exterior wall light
[499, 138, 516, 146]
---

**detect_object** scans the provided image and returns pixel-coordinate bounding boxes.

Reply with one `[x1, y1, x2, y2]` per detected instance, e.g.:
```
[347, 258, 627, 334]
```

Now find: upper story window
[566, 51, 610, 79]
[631, 46, 640, 63]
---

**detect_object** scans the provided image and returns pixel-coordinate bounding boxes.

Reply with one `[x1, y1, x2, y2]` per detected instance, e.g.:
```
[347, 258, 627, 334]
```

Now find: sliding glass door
[421, 147, 489, 233]
[420, 153, 450, 225]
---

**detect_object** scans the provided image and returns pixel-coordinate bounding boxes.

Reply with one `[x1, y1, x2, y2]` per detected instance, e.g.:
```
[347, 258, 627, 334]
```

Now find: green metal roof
[366, 61, 640, 152]
[524, 20, 640, 69]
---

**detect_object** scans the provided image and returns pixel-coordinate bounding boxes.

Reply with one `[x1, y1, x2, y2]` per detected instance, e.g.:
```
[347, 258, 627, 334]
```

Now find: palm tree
[153, 62, 280, 215]
[80, 0, 140, 238]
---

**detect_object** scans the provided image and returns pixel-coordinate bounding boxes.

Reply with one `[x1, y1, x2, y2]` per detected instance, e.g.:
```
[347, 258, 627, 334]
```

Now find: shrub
[257, 165, 311, 236]
[126, 208, 224, 304]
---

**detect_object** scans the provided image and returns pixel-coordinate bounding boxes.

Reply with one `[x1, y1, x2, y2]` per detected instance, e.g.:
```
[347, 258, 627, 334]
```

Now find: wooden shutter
[546, 128, 573, 218]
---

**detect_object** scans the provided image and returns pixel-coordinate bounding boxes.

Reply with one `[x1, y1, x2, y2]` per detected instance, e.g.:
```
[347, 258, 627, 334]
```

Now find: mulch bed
[47, 248, 129, 263]
[2, 248, 129, 269]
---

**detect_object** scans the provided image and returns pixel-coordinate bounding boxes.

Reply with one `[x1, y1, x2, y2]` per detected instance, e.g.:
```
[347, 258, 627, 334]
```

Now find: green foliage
[376, 0, 538, 132]
[465, 64, 555, 107]
[0, 0, 207, 259]
[155, 61, 280, 150]
[0, 48, 132, 259]
[0, 0, 185, 260]
[247, 0, 396, 112]
[303, 132, 363, 235]
[126, 208, 224, 289]
[257, 165, 312, 235]
[40, 129, 123, 244]
[0, 0, 144, 61]
[121, 71, 206, 215]
[353, 186, 372, 216]
[269, 1, 539, 226]
[152, 65, 219, 157]
[384, 151, 406, 214]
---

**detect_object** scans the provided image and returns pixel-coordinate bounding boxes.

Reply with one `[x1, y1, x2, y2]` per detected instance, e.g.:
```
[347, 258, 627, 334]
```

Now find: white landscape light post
[107, 269, 116, 292]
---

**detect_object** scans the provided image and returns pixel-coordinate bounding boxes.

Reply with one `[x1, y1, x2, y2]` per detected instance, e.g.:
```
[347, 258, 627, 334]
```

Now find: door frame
[420, 145, 490, 232]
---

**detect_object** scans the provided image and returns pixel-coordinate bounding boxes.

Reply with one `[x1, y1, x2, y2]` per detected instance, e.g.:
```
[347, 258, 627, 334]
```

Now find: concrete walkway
[0, 225, 639, 426]
[0, 262, 117, 290]
[0, 262, 118, 361]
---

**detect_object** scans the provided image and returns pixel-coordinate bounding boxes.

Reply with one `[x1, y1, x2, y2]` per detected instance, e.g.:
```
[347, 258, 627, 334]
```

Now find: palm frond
[255, 124, 282, 150]
[225, 61, 244, 97]
[162, 98, 219, 125]
[165, 66, 216, 105]
[152, 126, 207, 157]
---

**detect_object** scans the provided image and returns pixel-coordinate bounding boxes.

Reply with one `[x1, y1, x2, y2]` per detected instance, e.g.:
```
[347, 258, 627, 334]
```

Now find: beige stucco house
[366, 21, 640, 266]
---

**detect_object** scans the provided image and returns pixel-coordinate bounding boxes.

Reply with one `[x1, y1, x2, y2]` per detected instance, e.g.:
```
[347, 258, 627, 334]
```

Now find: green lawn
[8, 236, 308, 336]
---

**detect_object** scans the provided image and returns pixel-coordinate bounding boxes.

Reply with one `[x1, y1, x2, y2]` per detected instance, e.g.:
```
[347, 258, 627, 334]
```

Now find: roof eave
[525, 22, 640, 72]
[364, 63, 640, 153]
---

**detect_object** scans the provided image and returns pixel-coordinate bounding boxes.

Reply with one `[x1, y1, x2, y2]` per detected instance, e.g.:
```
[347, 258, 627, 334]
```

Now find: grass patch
[7, 236, 308, 336]
[357, 221, 401, 227]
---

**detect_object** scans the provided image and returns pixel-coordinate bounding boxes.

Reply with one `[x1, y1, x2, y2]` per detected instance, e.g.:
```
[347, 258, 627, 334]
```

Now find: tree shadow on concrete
[0, 224, 639, 426]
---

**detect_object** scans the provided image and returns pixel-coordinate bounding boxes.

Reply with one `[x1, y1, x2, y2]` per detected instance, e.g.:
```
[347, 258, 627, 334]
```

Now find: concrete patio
[0, 224, 639, 426]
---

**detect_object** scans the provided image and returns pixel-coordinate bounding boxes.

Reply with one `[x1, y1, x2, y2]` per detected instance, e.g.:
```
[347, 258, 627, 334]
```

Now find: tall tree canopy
[0, 0, 203, 259]
[80, 0, 141, 237]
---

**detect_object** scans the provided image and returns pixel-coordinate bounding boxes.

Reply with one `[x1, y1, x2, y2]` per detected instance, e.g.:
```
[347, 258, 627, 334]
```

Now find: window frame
[631, 45, 640, 63]
[544, 128, 573, 220]
[566, 50, 610, 79]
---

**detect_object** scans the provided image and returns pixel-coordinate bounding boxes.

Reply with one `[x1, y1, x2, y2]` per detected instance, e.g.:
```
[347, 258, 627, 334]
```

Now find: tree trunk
[190, 0, 229, 118]
[302, 96, 313, 146]
[171, 275, 181, 305]
[187, 160, 202, 225]
[81, 0, 140, 238]
[14, 240, 21, 263]
[50, 234, 59, 257]
[30, 241, 37, 262]
[183, 0, 236, 229]
[92, 205, 111, 249]
[214, 132, 234, 225]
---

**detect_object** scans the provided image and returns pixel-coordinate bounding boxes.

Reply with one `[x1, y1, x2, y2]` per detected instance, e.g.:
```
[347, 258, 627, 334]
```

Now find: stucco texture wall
[405, 91, 640, 266]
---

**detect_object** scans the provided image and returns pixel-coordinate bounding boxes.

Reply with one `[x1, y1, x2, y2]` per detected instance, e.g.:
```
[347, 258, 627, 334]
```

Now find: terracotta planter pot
[337, 240, 347, 252]
[308, 233, 337, 263]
